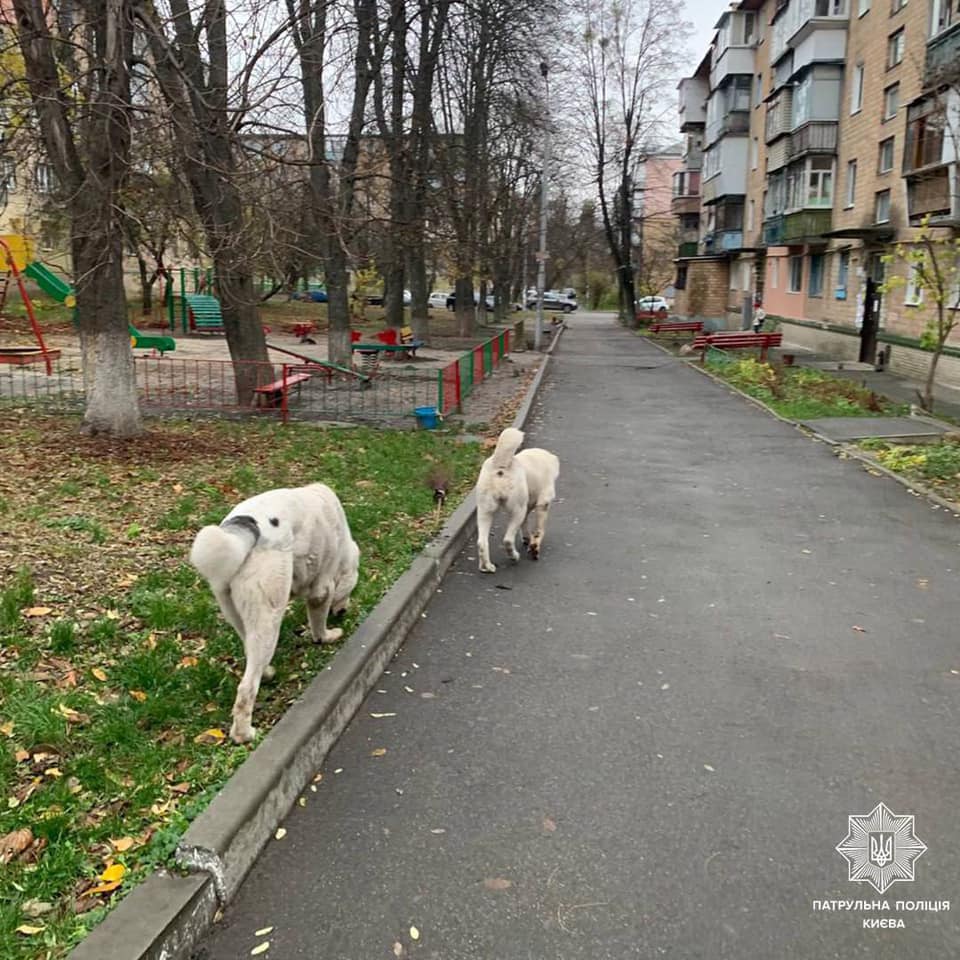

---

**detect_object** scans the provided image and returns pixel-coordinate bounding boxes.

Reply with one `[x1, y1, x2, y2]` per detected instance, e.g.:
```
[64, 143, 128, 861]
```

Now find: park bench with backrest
[648, 320, 703, 335]
[691, 331, 783, 363]
[252, 371, 313, 408]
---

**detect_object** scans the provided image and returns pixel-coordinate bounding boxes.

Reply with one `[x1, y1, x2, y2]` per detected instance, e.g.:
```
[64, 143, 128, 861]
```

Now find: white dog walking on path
[475, 427, 560, 573]
[190, 483, 360, 744]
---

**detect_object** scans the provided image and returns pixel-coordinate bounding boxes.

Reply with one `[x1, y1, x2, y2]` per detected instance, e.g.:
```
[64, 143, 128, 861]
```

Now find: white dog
[475, 427, 559, 573]
[190, 483, 360, 743]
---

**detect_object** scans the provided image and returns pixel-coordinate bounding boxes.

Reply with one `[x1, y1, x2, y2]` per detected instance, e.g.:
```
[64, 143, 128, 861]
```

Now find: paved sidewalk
[195, 313, 960, 960]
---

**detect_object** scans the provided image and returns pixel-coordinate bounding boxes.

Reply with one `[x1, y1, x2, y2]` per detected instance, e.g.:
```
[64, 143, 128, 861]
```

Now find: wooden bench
[252, 371, 312, 408]
[373, 325, 425, 356]
[649, 320, 703, 335]
[691, 331, 783, 363]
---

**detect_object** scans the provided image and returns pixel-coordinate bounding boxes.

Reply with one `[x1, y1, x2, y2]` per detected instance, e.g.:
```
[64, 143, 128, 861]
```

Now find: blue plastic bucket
[414, 405, 439, 429]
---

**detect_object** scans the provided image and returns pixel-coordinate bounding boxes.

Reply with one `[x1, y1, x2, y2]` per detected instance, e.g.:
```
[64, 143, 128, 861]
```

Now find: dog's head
[331, 540, 361, 616]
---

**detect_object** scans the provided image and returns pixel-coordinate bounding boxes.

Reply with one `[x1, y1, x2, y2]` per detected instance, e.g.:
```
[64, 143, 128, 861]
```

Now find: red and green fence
[437, 328, 510, 416]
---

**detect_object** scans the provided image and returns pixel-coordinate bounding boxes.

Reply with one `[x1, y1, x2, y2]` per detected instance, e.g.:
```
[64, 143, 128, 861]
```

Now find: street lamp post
[534, 61, 550, 352]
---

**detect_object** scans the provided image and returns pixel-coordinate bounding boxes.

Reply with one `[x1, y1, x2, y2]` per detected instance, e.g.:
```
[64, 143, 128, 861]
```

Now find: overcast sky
[684, 0, 722, 67]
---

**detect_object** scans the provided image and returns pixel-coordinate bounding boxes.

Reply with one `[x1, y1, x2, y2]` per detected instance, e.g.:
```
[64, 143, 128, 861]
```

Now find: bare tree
[575, 0, 689, 323]
[12, 0, 143, 437]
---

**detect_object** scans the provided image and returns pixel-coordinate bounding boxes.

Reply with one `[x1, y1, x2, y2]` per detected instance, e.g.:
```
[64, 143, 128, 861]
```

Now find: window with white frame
[930, 0, 956, 35]
[809, 253, 825, 296]
[883, 83, 899, 121]
[33, 163, 56, 194]
[836, 250, 850, 299]
[751, 137, 759, 170]
[770, 258, 779, 289]
[850, 64, 865, 114]
[807, 157, 834, 206]
[845, 160, 857, 207]
[789, 255, 804, 292]
[858, 0, 870, 14]
[904, 263, 924, 305]
[891, 0, 907, 9]
[878, 136, 895, 173]
[875, 189, 891, 223]
[887, 29, 905, 68]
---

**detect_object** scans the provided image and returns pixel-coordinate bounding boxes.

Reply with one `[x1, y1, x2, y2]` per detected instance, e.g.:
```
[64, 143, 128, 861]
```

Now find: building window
[751, 137, 759, 170]
[770, 258, 779, 289]
[904, 264, 924, 305]
[748, 199, 755, 231]
[850, 64, 865, 114]
[808, 157, 834, 206]
[33, 163, 56, 194]
[858, 0, 871, 14]
[845, 160, 857, 207]
[809, 254, 825, 297]
[891, 0, 907, 10]
[878, 136, 895, 173]
[755, 74, 763, 104]
[875, 189, 891, 223]
[887, 29, 905, 67]
[789, 255, 804, 292]
[930, 0, 955, 35]
[675, 264, 688, 291]
[883, 83, 899, 121]
[836, 250, 850, 299]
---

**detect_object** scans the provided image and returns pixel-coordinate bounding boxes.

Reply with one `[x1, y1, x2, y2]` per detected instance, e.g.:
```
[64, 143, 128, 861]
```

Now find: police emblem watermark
[835, 802, 927, 894]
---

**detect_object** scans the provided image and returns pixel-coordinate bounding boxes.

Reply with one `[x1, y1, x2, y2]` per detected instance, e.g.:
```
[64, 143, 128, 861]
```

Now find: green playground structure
[24, 261, 176, 355]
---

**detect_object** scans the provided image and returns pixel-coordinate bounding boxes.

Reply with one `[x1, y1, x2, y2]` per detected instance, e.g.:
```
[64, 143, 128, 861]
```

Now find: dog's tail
[490, 427, 525, 469]
[189, 515, 260, 592]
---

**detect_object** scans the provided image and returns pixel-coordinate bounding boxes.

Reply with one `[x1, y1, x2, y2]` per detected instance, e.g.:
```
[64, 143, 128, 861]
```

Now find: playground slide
[22, 261, 175, 355]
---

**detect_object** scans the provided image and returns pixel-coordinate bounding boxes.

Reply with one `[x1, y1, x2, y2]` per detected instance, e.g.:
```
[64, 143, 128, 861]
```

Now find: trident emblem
[869, 832, 893, 867]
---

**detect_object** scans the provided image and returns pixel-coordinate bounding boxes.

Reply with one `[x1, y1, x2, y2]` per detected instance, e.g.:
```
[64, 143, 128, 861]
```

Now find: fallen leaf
[92, 668, 108, 682]
[21, 900, 53, 918]
[483, 877, 513, 891]
[23, 607, 53, 618]
[129, 690, 148, 702]
[0, 721, 13, 737]
[542, 817, 557, 833]
[44, 767, 62, 778]
[916, 579, 929, 590]
[274, 828, 287, 840]
[169, 782, 191, 795]
[0, 828, 34, 864]
[251, 942, 270, 956]
[179, 656, 199, 668]
[255, 926, 274, 937]
[194, 728, 227, 745]
[99, 863, 126, 883]
[410, 926, 420, 941]
[393, 942, 404, 958]
[852, 625, 866, 633]
[703, 764, 715, 772]
[370, 748, 387, 758]
[14, 750, 29, 763]
[369, 712, 397, 719]
[15, 924, 45, 936]
[430, 828, 446, 835]
[110, 837, 136, 852]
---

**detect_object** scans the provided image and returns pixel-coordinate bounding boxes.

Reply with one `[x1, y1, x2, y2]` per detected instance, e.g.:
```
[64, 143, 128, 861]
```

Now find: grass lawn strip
[0, 414, 486, 959]
[853, 436, 960, 509]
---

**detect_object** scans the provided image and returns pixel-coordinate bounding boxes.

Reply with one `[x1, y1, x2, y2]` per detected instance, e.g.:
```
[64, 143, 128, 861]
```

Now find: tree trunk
[74, 195, 142, 437]
[455, 275, 474, 336]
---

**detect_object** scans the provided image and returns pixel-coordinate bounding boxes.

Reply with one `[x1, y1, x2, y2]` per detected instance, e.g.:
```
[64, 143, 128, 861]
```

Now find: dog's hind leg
[527, 502, 551, 560]
[502, 505, 524, 564]
[215, 589, 275, 681]
[306, 588, 342, 644]
[230, 604, 283, 744]
[476, 505, 496, 573]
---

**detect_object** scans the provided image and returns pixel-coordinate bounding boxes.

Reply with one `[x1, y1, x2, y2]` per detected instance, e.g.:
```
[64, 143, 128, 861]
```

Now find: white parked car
[636, 296, 670, 314]
[428, 291, 451, 309]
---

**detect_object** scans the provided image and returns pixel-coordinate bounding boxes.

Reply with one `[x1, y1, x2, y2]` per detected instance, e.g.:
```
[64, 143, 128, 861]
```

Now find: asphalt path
[196, 312, 960, 959]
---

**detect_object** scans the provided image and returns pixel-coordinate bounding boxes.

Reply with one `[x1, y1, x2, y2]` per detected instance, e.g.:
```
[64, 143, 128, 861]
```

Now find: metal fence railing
[1, 327, 513, 424]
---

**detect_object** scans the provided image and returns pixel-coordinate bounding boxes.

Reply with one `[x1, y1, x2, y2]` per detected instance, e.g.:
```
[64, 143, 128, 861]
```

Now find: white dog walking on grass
[475, 427, 560, 573]
[190, 483, 360, 744]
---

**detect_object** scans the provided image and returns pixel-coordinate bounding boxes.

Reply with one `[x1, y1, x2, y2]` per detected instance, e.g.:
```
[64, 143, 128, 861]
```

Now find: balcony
[765, 90, 793, 143]
[903, 122, 946, 175]
[925, 24, 960, 88]
[783, 208, 832, 242]
[710, 46, 756, 89]
[703, 229, 744, 252]
[679, 77, 709, 130]
[786, 121, 838, 161]
[763, 215, 785, 245]
[684, 146, 704, 170]
[907, 167, 957, 224]
[672, 194, 701, 215]
[678, 241, 699, 257]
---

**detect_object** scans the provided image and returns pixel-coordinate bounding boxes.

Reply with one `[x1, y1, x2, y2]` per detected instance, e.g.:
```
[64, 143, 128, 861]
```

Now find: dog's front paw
[528, 542, 540, 561]
[263, 665, 276, 682]
[479, 560, 496, 573]
[230, 721, 256, 744]
[322, 627, 344, 644]
[504, 544, 520, 563]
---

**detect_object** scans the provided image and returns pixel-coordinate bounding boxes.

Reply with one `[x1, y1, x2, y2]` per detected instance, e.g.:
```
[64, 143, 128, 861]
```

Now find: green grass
[0, 414, 485, 958]
[706, 355, 909, 420]
[858, 437, 960, 503]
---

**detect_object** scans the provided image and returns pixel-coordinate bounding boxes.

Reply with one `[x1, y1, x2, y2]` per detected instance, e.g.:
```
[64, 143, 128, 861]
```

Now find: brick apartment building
[673, 0, 960, 387]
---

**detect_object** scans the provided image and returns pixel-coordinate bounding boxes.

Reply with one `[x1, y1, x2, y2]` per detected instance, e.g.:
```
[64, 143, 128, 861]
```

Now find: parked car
[636, 295, 670, 314]
[427, 291, 450, 309]
[526, 292, 578, 313]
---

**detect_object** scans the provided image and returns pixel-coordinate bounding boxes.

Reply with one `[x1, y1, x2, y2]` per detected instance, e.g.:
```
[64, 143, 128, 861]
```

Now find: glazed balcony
[763, 214, 785, 245]
[783, 208, 832, 242]
[786, 121, 838, 162]
[925, 24, 960, 87]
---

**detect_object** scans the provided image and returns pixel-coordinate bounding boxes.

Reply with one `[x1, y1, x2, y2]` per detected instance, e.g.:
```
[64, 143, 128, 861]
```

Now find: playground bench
[691, 331, 783, 363]
[648, 320, 703, 335]
[373, 325, 425, 356]
[252, 371, 313, 408]
[292, 323, 316, 342]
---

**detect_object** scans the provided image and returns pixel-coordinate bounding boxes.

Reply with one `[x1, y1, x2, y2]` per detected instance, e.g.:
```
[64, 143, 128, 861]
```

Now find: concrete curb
[68, 330, 561, 960]
[661, 340, 960, 519]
